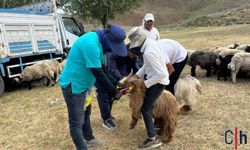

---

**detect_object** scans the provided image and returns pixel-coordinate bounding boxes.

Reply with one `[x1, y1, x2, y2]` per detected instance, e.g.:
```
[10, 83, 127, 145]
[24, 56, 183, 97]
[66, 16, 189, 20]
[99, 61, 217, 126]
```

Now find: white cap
[127, 27, 148, 49]
[144, 13, 154, 21]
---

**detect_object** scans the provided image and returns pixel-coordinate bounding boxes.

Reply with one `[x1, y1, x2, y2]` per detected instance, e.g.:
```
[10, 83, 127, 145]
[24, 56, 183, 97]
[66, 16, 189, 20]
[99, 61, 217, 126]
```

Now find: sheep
[174, 75, 202, 113]
[209, 43, 241, 56]
[217, 48, 250, 81]
[245, 46, 250, 53]
[215, 49, 245, 80]
[216, 49, 243, 65]
[20, 62, 55, 90]
[236, 44, 250, 50]
[188, 50, 218, 77]
[187, 49, 196, 56]
[60, 59, 67, 69]
[124, 76, 179, 144]
[209, 46, 231, 55]
[226, 43, 239, 49]
[217, 55, 234, 81]
[45, 61, 62, 82]
[228, 52, 250, 83]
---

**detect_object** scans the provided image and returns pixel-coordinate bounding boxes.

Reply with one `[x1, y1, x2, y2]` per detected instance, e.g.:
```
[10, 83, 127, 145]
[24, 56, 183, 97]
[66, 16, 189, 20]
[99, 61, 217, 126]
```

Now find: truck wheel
[0, 76, 5, 97]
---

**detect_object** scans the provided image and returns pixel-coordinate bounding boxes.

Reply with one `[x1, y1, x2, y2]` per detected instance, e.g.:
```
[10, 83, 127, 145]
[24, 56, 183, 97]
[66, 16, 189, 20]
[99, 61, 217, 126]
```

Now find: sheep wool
[174, 75, 201, 109]
[228, 52, 250, 83]
[125, 76, 178, 144]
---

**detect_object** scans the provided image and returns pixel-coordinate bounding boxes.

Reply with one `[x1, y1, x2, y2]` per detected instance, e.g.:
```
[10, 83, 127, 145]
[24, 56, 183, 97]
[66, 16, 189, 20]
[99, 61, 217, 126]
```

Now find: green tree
[60, 0, 145, 27]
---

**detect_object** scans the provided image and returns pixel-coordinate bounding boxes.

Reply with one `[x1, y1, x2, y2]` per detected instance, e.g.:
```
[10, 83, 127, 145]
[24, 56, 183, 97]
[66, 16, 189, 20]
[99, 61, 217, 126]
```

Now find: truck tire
[0, 76, 4, 97]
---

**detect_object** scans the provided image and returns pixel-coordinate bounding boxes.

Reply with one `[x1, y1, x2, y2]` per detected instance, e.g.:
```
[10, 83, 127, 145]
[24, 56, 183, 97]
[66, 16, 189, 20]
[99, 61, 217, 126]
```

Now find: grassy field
[0, 24, 250, 150]
[159, 24, 250, 49]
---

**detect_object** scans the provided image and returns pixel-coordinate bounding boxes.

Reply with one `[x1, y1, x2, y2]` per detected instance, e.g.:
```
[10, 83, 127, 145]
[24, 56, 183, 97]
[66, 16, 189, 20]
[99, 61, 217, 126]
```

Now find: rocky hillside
[113, 0, 250, 27]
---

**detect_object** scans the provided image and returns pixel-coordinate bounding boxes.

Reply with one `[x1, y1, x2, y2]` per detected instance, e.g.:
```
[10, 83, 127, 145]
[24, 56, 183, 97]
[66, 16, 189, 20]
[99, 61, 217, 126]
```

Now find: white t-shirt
[139, 26, 160, 41]
[158, 39, 187, 64]
[136, 38, 169, 88]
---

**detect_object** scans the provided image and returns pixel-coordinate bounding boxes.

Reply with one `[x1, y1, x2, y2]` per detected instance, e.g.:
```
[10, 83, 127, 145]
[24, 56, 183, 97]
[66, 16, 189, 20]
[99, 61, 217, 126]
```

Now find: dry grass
[1, 24, 250, 150]
[160, 24, 250, 49]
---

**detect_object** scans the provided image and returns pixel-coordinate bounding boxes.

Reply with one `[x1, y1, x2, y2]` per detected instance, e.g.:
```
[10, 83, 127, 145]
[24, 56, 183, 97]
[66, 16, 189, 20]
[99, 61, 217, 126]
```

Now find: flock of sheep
[18, 42, 250, 92]
[187, 43, 250, 83]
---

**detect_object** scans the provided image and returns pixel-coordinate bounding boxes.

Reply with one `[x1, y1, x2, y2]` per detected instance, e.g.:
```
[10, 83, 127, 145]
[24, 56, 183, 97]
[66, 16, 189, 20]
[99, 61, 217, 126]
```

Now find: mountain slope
[114, 0, 250, 27]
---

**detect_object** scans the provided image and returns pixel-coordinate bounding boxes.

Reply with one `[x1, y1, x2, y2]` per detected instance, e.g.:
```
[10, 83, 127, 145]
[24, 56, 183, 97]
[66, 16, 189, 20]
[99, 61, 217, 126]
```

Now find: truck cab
[57, 9, 84, 54]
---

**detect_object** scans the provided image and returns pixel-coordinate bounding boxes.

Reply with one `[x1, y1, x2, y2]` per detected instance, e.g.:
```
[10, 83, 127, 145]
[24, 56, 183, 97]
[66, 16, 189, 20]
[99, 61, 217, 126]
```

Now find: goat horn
[127, 69, 133, 78]
[119, 69, 134, 84]
[119, 78, 126, 84]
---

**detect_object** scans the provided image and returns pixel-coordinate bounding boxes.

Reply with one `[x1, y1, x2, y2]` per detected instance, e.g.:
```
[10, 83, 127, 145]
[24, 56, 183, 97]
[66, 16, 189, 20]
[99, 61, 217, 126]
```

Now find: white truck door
[62, 17, 82, 47]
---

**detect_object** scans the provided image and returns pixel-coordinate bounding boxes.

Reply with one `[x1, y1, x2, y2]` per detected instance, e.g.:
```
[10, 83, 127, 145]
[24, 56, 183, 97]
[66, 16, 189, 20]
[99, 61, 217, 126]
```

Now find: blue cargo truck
[0, 1, 84, 96]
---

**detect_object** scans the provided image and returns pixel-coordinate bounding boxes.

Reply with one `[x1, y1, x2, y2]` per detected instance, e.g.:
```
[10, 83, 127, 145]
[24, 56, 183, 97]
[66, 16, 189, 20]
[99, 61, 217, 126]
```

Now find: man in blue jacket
[106, 45, 141, 81]
[59, 23, 127, 150]
[96, 44, 141, 131]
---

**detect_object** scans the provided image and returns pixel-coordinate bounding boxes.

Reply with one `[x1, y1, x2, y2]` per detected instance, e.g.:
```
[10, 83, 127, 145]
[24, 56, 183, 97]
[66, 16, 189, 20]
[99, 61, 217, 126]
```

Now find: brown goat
[124, 76, 179, 144]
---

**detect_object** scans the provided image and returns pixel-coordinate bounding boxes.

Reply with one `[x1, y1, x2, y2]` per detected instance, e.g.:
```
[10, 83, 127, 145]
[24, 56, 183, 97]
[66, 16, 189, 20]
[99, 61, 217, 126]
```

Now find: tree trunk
[101, 14, 108, 28]
[101, 7, 109, 28]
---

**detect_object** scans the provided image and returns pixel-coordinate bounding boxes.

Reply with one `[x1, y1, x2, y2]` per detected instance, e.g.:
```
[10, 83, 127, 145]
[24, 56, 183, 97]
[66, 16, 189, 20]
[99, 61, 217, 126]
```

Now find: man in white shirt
[158, 39, 188, 94]
[140, 13, 160, 40]
[137, 13, 160, 70]
[127, 27, 169, 149]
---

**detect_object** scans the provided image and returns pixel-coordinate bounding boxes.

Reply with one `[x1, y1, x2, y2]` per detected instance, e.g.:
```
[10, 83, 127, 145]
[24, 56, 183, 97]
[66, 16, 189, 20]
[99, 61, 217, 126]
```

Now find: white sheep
[21, 62, 55, 89]
[45, 61, 62, 82]
[60, 59, 67, 69]
[226, 43, 239, 49]
[209, 46, 230, 55]
[228, 52, 250, 83]
[216, 49, 243, 65]
[174, 75, 202, 112]
[236, 44, 250, 50]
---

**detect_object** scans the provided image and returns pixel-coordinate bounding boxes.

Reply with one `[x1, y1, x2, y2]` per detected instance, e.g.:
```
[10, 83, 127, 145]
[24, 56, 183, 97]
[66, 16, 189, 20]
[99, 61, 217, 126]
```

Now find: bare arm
[167, 63, 175, 75]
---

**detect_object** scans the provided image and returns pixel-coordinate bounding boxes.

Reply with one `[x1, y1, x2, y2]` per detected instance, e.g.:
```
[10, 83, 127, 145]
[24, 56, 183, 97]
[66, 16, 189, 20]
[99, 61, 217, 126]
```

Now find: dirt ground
[0, 25, 250, 150]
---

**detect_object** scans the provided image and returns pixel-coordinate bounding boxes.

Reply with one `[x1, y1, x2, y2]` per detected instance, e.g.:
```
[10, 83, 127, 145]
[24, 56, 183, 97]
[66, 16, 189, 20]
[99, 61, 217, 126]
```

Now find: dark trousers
[141, 84, 166, 138]
[166, 55, 188, 94]
[95, 80, 113, 121]
[61, 84, 94, 150]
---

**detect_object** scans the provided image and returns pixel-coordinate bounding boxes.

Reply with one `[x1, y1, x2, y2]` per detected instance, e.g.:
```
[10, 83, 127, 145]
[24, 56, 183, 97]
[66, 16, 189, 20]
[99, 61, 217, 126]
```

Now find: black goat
[217, 55, 233, 81]
[188, 50, 218, 77]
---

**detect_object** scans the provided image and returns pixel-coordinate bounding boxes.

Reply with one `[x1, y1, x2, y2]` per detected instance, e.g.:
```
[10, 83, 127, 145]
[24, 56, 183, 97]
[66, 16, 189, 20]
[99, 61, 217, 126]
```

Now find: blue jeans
[141, 84, 166, 138]
[95, 80, 113, 120]
[61, 84, 94, 150]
